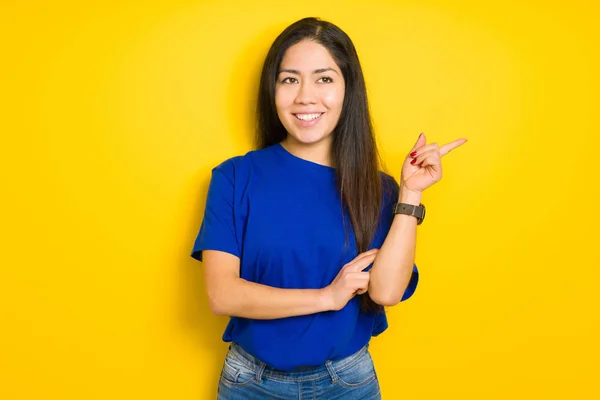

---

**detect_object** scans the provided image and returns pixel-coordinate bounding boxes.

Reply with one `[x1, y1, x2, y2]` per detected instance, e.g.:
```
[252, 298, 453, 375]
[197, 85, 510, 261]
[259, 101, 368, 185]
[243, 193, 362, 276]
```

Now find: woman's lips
[293, 113, 324, 127]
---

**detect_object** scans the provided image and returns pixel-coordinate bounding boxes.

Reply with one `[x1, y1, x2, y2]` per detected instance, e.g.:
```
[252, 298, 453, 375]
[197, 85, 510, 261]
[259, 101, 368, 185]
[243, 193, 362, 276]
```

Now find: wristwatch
[393, 203, 426, 225]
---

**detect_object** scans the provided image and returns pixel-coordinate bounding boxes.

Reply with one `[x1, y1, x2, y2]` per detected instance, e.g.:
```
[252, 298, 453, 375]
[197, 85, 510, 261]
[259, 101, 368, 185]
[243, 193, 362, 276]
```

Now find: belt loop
[255, 361, 266, 382]
[325, 360, 338, 383]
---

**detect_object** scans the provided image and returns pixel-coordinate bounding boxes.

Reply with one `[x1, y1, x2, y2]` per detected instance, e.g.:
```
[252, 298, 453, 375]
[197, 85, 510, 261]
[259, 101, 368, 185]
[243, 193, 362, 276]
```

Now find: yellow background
[2, 0, 599, 398]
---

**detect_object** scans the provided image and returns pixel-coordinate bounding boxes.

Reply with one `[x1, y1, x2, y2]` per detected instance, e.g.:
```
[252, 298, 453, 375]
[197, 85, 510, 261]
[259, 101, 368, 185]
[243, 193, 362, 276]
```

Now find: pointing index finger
[351, 253, 378, 272]
[439, 138, 468, 157]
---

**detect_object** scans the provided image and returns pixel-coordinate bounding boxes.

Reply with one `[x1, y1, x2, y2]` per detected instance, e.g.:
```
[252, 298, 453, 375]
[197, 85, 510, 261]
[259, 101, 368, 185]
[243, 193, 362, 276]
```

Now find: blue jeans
[217, 342, 382, 399]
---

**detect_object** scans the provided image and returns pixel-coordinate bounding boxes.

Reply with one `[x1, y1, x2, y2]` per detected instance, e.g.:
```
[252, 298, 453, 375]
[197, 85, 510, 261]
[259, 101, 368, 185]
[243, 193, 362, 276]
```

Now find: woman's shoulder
[378, 171, 400, 207]
[379, 170, 399, 191]
[211, 145, 278, 178]
[378, 170, 397, 183]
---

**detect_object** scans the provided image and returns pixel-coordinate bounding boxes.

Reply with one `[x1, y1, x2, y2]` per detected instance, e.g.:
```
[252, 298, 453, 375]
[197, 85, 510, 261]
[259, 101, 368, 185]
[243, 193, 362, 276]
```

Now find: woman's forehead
[279, 40, 340, 73]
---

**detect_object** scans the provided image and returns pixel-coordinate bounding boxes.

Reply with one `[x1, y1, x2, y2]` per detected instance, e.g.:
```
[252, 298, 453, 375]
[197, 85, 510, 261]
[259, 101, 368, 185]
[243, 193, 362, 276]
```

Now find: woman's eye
[280, 76, 333, 84]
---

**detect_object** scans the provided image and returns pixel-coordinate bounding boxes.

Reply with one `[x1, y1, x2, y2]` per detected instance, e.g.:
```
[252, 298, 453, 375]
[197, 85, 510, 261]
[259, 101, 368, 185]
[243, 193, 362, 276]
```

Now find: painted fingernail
[410, 158, 416, 165]
[410, 152, 417, 157]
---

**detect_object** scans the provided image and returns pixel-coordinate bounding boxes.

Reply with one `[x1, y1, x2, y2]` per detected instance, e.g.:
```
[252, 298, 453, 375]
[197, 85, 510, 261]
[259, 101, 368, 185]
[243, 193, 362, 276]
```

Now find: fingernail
[410, 151, 417, 157]
[410, 158, 416, 165]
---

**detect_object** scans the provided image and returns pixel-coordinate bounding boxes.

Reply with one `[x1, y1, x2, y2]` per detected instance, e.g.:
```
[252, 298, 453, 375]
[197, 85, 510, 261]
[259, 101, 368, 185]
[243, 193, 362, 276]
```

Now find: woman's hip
[217, 342, 381, 399]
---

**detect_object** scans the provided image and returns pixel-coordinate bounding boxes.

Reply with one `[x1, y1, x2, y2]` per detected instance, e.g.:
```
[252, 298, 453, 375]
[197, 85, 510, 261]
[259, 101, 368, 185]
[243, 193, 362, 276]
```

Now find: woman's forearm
[369, 185, 422, 306]
[210, 277, 332, 319]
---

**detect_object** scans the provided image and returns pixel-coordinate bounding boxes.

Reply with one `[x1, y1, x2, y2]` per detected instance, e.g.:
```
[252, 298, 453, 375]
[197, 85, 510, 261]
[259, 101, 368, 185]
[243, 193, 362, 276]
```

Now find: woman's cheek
[275, 87, 296, 110]
[321, 87, 344, 110]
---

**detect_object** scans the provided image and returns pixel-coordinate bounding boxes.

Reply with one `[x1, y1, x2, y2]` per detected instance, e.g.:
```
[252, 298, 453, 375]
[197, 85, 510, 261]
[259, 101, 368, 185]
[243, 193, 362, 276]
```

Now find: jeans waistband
[228, 342, 370, 382]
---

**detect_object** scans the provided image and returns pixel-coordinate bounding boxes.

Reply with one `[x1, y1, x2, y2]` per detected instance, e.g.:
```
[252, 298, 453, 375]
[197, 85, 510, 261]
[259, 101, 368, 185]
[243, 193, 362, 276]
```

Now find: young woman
[191, 17, 466, 399]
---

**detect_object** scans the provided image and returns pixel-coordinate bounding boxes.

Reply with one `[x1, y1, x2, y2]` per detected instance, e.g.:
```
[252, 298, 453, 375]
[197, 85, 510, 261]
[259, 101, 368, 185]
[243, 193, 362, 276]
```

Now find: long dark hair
[256, 17, 387, 314]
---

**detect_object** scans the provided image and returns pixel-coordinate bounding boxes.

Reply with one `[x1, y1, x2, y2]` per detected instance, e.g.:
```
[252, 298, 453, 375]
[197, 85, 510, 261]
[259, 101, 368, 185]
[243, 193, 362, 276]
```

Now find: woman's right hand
[322, 249, 379, 311]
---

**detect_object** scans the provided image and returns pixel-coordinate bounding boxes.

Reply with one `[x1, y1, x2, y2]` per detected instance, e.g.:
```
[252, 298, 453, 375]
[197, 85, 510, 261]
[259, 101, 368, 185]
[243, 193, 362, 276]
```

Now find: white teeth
[295, 113, 322, 121]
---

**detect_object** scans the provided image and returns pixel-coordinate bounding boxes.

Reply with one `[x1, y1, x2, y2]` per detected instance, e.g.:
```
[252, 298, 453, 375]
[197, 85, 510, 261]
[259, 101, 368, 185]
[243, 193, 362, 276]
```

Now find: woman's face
[275, 39, 345, 147]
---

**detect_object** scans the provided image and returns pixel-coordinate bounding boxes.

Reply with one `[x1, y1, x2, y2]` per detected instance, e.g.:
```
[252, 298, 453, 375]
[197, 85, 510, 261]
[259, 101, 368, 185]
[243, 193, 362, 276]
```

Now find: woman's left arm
[368, 132, 468, 306]
[368, 184, 421, 306]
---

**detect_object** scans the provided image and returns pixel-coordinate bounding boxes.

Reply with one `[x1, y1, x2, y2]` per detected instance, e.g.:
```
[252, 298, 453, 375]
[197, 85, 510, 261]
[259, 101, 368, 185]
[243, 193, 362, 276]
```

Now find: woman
[191, 17, 466, 399]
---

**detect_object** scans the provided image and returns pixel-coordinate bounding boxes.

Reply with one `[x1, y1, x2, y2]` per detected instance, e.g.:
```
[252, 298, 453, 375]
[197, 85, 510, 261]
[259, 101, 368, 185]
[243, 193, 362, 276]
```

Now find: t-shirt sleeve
[401, 264, 419, 301]
[381, 173, 420, 302]
[190, 160, 240, 262]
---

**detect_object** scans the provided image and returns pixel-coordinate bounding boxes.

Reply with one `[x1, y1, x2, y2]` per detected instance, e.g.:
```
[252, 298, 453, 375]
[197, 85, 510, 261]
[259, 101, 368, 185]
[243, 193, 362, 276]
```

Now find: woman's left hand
[401, 132, 468, 193]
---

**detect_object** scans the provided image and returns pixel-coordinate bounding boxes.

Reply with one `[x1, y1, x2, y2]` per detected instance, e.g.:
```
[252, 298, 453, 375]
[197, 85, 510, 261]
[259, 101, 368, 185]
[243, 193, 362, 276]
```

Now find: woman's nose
[294, 82, 317, 104]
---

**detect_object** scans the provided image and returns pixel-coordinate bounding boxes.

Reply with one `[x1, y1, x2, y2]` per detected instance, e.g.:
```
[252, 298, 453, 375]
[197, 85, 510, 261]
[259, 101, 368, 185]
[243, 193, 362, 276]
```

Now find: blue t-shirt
[191, 142, 419, 371]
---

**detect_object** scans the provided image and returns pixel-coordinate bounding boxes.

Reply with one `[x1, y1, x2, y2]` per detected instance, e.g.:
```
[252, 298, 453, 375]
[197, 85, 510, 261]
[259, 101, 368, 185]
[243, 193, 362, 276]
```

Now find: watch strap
[393, 202, 426, 225]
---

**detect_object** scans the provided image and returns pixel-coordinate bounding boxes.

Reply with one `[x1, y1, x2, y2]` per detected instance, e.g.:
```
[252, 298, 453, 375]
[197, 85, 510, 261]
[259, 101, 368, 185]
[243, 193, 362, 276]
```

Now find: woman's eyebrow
[278, 68, 340, 75]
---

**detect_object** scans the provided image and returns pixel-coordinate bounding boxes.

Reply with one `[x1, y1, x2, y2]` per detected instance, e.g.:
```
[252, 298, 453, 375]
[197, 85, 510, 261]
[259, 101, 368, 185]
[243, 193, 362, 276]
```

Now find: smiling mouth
[293, 113, 324, 121]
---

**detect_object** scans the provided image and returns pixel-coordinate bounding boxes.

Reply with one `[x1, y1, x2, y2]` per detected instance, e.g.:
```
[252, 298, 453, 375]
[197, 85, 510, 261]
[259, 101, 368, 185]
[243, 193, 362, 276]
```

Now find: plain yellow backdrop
[1, 0, 599, 399]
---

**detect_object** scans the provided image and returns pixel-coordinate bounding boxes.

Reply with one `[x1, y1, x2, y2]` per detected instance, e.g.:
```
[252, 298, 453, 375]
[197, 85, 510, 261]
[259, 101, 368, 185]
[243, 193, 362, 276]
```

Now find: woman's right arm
[202, 249, 378, 319]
